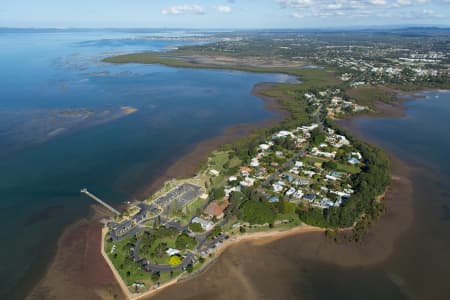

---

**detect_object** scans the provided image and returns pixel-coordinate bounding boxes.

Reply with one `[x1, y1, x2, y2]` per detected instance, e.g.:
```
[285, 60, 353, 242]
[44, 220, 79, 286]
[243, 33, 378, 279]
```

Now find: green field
[105, 237, 150, 286]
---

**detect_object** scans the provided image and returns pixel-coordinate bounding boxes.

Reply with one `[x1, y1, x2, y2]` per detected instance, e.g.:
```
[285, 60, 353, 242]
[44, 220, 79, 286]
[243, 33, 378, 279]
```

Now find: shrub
[189, 222, 203, 233]
[169, 255, 182, 266]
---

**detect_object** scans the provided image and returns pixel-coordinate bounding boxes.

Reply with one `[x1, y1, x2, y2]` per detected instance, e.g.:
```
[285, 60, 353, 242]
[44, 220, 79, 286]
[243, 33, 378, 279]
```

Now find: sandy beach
[102, 224, 325, 300]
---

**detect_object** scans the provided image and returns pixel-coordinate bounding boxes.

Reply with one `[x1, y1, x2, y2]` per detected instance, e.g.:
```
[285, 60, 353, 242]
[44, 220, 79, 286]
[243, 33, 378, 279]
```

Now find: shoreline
[141, 155, 415, 300]
[138, 91, 418, 299]
[102, 224, 325, 300]
[28, 75, 428, 300]
[133, 82, 288, 199]
[26, 81, 290, 300]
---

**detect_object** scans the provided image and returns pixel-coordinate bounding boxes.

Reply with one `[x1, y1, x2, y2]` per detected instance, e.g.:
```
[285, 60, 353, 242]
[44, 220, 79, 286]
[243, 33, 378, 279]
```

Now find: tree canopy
[240, 200, 275, 225]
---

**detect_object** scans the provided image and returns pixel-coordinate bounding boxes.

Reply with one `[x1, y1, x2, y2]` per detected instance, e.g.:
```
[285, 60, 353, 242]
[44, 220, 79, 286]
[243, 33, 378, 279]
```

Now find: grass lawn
[159, 269, 182, 284]
[209, 151, 230, 171]
[303, 155, 327, 165]
[186, 197, 207, 214]
[105, 237, 151, 286]
[336, 162, 361, 174]
[140, 236, 177, 264]
[175, 196, 208, 225]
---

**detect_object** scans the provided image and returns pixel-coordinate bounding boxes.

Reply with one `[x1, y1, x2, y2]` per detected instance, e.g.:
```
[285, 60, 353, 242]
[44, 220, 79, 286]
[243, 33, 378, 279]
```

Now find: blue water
[346, 91, 450, 299]
[356, 91, 450, 179]
[0, 29, 293, 299]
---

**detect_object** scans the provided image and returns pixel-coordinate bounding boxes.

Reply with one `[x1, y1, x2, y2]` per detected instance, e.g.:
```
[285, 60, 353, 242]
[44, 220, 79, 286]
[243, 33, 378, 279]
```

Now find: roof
[240, 166, 252, 172]
[269, 196, 280, 203]
[205, 199, 230, 217]
[192, 217, 213, 229]
[166, 248, 180, 256]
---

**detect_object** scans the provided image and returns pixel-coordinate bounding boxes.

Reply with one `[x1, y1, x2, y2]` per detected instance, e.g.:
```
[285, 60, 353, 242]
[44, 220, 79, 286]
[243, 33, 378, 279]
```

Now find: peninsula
[96, 30, 450, 299]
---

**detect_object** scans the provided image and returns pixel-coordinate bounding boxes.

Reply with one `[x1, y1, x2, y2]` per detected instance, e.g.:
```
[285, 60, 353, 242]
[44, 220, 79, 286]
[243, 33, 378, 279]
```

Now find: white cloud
[370, 0, 387, 5]
[161, 4, 205, 15]
[216, 5, 232, 13]
[276, 0, 444, 19]
[277, 0, 313, 8]
[327, 3, 343, 9]
[292, 12, 305, 18]
[396, 0, 412, 5]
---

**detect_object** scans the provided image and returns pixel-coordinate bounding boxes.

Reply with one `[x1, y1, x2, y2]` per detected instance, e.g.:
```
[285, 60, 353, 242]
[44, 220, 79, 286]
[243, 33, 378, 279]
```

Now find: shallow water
[149, 91, 450, 300]
[276, 91, 450, 300]
[0, 29, 294, 299]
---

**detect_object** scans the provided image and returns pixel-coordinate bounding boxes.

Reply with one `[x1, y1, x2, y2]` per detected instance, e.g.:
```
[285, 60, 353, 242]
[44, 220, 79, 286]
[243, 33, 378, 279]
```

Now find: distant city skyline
[2, 0, 450, 28]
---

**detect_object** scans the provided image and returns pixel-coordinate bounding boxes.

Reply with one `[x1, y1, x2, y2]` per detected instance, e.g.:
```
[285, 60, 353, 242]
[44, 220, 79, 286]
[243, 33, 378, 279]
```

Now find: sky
[1, 0, 450, 28]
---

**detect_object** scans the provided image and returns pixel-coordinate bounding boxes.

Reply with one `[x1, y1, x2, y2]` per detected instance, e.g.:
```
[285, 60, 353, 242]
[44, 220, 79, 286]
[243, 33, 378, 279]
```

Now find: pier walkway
[80, 188, 121, 216]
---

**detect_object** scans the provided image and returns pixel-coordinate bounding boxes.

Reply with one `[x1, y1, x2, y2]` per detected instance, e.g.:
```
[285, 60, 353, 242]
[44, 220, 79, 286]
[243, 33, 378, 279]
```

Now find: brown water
[147, 91, 450, 300]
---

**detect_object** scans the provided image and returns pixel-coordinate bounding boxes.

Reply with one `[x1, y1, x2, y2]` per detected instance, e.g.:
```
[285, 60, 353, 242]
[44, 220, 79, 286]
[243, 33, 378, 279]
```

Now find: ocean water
[0, 29, 294, 299]
[301, 91, 450, 300]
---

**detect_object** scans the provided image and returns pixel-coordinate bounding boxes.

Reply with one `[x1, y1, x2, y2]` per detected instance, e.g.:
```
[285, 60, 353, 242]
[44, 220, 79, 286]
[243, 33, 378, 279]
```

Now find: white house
[330, 190, 351, 198]
[295, 161, 304, 167]
[273, 130, 294, 139]
[289, 167, 300, 175]
[166, 248, 181, 256]
[192, 217, 214, 231]
[326, 175, 339, 181]
[303, 170, 316, 177]
[275, 151, 284, 157]
[240, 177, 256, 187]
[348, 157, 360, 165]
[272, 182, 285, 193]
[228, 176, 238, 182]
[224, 186, 240, 197]
[351, 152, 362, 159]
[298, 123, 319, 133]
[293, 190, 304, 198]
[311, 147, 336, 159]
[259, 144, 271, 151]
[209, 169, 220, 176]
[285, 187, 296, 197]
[304, 93, 315, 99]
[250, 158, 260, 167]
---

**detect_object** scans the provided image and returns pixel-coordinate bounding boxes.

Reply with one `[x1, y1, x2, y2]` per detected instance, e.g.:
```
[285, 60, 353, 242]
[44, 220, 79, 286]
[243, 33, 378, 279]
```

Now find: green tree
[186, 264, 194, 273]
[311, 128, 326, 145]
[189, 222, 203, 233]
[240, 201, 275, 225]
[175, 233, 197, 250]
[150, 242, 167, 259]
[151, 272, 160, 282]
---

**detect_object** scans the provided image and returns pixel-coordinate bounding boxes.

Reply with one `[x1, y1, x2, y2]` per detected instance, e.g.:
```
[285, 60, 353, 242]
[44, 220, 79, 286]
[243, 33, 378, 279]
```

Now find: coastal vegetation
[102, 55, 391, 294]
[100, 31, 450, 296]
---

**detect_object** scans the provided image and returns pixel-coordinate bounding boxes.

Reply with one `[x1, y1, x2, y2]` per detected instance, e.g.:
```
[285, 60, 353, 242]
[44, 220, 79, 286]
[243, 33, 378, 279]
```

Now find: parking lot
[153, 183, 202, 210]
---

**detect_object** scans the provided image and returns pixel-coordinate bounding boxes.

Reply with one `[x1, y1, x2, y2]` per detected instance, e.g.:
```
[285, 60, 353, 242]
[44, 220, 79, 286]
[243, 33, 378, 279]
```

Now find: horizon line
[1, 24, 450, 31]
